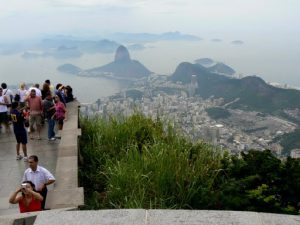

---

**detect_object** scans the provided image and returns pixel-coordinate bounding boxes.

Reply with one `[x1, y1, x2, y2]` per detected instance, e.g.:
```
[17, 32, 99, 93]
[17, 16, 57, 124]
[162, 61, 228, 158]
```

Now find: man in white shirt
[27, 84, 42, 97]
[1, 83, 14, 122]
[22, 155, 55, 209]
[1, 83, 13, 104]
[0, 87, 9, 131]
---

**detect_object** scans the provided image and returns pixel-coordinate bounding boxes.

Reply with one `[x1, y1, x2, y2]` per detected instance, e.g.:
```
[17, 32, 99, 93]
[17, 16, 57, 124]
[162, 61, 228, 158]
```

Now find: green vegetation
[125, 89, 143, 100]
[154, 87, 183, 95]
[275, 128, 300, 156]
[170, 62, 300, 115]
[243, 127, 267, 134]
[79, 114, 300, 214]
[206, 107, 231, 120]
[275, 111, 300, 126]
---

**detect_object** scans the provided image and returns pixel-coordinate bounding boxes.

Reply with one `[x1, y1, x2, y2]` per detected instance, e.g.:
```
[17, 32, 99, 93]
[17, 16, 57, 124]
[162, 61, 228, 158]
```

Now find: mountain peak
[114, 45, 131, 62]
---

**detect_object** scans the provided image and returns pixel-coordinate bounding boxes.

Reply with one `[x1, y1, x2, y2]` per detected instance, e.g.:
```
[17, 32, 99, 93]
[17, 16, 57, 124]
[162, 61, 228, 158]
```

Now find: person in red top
[54, 95, 67, 130]
[9, 180, 43, 213]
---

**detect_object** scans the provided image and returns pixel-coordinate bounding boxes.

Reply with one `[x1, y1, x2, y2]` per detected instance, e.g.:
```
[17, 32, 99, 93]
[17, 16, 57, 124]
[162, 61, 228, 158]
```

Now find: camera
[21, 184, 27, 189]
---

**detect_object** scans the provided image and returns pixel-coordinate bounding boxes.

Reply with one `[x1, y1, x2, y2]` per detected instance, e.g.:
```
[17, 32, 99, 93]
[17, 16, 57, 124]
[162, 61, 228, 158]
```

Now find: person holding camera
[9, 180, 43, 213]
[22, 155, 55, 209]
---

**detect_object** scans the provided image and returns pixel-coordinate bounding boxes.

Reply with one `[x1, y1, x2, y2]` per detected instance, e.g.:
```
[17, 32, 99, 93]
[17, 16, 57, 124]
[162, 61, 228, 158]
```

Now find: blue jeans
[47, 119, 55, 139]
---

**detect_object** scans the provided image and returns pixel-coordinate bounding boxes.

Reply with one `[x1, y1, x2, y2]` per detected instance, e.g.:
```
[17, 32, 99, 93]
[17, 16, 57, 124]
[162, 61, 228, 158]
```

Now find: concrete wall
[45, 100, 84, 209]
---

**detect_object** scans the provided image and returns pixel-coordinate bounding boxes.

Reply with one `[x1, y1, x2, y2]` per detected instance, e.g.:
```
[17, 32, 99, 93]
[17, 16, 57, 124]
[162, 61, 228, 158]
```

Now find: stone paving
[0, 125, 59, 215]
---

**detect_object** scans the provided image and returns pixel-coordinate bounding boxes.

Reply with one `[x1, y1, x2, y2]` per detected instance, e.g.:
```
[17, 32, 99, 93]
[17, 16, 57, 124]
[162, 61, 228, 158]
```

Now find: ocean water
[0, 40, 299, 103]
[0, 53, 121, 103]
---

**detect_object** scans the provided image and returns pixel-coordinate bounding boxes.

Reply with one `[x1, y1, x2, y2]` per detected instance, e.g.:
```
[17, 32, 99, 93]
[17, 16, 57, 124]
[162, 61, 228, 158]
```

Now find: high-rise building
[188, 74, 198, 97]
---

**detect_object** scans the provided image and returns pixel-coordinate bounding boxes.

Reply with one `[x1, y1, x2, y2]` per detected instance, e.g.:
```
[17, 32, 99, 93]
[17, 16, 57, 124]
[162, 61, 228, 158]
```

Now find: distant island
[1, 31, 202, 57]
[231, 40, 244, 45]
[39, 38, 120, 54]
[211, 38, 222, 42]
[57, 64, 82, 74]
[207, 62, 236, 76]
[194, 58, 215, 67]
[58, 45, 152, 79]
[108, 31, 202, 43]
[195, 58, 235, 76]
[22, 46, 83, 59]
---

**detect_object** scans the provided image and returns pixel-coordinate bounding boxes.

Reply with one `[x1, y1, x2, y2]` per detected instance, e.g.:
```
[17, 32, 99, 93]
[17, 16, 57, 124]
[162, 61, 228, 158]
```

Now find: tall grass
[79, 113, 223, 209]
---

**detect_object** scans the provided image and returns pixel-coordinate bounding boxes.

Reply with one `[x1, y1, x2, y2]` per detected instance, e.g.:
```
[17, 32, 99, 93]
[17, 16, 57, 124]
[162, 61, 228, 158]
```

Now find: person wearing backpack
[0, 87, 9, 133]
[1, 83, 14, 125]
[1, 83, 13, 105]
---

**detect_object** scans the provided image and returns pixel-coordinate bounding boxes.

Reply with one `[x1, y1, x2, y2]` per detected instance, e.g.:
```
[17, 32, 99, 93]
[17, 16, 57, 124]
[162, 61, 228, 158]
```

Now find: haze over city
[1, 1, 300, 217]
[0, 0, 300, 91]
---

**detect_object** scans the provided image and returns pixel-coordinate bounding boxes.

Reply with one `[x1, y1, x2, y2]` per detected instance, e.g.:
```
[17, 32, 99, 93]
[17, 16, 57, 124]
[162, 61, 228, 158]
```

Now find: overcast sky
[0, 0, 300, 41]
[0, 0, 300, 86]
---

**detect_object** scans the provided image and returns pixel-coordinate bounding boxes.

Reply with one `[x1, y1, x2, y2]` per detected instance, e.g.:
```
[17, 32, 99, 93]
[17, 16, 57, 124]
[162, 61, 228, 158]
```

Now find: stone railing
[45, 100, 84, 209]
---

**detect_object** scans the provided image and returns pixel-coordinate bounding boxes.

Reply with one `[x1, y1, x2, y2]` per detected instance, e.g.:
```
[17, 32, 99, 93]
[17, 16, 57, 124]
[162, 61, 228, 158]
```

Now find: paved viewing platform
[0, 123, 59, 215]
[0, 101, 299, 225]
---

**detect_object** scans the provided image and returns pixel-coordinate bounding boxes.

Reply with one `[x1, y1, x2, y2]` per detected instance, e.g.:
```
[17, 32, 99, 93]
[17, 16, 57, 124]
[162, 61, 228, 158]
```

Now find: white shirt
[2, 88, 13, 104]
[0, 95, 8, 113]
[27, 87, 42, 97]
[17, 89, 28, 102]
[22, 165, 55, 190]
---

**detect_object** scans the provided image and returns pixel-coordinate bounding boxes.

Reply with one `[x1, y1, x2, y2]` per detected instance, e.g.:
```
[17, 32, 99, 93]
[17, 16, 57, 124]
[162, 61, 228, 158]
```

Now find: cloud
[1, 0, 300, 41]
[49, 0, 142, 8]
[0, 0, 49, 14]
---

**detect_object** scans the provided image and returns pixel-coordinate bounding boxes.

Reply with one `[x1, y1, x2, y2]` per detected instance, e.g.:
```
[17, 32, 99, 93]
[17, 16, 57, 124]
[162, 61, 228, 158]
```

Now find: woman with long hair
[41, 83, 50, 100]
[17, 82, 28, 108]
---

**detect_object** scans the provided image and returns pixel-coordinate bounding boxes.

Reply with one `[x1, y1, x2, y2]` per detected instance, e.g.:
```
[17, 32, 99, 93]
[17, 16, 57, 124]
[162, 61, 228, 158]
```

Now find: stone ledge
[45, 188, 84, 210]
[54, 156, 78, 189]
[44, 100, 83, 211]
[34, 209, 145, 225]
[57, 146, 78, 157]
[59, 133, 79, 147]
[55, 156, 78, 172]
[60, 128, 81, 136]
[33, 209, 300, 225]
[0, 207, 78, 225]
[54, 173, 78, 189]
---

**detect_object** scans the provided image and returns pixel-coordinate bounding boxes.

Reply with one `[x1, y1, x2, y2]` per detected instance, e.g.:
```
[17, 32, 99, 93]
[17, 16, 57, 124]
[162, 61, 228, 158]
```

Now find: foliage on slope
[79, 114, 300, 214]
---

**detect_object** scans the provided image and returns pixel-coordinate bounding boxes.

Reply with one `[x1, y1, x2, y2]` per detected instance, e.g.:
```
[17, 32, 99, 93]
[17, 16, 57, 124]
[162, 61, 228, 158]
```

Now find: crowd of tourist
[0, 80, 74, 213]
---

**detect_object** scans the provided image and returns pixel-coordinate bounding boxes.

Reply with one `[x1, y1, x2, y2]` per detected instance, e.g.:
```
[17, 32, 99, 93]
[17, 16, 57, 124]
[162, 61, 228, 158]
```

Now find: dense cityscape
[81, 74, 299, 158]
